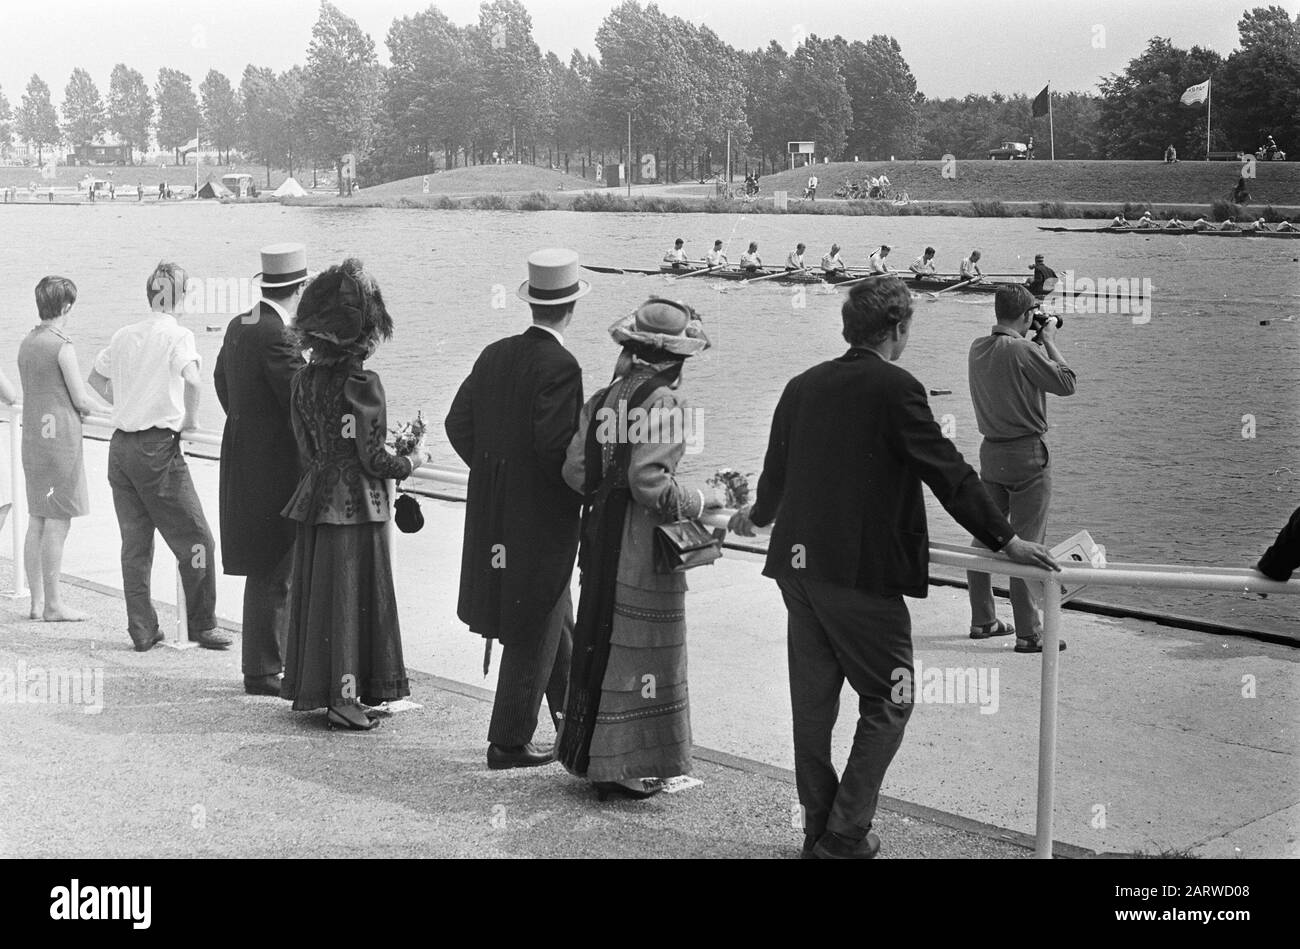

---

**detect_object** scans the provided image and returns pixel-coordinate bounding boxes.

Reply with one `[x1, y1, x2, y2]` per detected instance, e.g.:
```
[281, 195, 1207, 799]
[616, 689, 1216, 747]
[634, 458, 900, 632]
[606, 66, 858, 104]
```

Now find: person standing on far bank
[445, 248, 587, 771]
[965, 284, 1076, 652]
[729, 277, 1060, 859]
[89, 262, 229, 653]
[215, 244, 308, 696]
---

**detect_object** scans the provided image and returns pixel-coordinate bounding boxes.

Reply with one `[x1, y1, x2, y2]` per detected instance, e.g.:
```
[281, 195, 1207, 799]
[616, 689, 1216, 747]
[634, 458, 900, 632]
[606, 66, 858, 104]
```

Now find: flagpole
[1205, 79, 1211, 161]
[1048, 84, 1055, 161]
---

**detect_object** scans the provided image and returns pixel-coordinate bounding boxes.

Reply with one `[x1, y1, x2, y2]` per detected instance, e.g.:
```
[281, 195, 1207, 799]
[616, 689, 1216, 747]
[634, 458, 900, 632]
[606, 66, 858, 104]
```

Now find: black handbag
[653, 494, 725, 573]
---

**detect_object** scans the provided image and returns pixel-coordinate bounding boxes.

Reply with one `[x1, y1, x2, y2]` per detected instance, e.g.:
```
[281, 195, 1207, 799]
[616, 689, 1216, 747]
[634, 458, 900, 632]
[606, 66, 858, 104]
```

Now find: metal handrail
[3, 405, 1296, 857]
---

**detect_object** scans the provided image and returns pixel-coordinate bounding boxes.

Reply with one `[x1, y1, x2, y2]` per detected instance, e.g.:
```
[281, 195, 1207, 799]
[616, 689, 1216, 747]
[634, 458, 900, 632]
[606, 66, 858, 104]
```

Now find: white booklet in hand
[1051, 530, 1107, 604]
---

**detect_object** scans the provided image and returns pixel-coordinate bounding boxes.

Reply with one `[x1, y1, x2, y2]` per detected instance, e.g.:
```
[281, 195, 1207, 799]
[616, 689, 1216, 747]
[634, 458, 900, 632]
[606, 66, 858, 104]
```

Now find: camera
[1030, 306, 1063, 343]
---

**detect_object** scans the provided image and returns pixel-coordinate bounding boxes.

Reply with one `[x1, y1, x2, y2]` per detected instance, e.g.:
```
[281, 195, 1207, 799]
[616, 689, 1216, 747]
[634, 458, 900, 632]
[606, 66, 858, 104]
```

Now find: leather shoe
[486, 742, 554, 770]
[244, 674, 283, 697]
[132, 630, 164, 652]
[813, 830, 881, 860]
[190, 628, 232, 650]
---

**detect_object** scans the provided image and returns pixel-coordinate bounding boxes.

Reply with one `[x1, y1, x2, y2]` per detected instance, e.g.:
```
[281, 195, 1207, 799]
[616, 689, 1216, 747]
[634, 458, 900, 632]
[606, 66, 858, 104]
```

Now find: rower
[663, 237, 689, 270]
[1026, 254, 1058, 296]
[786, 242, 807, 271]
[739, 241, 762, 273]
[1137, 211, 1155, 227]
[1165, 216, 1186, 229]
[1252, 216, 1270, 231]
[706, 239, 729, 267]
[1111, 215, 1129, 228]
[1192, 216, 1211, 229]
[1277, 220, 1297, 232]
[909, 246, 937, 281]
[867, 244, 893, 274]
[959, 249, 983, 283]
[820, 243, 846, 274]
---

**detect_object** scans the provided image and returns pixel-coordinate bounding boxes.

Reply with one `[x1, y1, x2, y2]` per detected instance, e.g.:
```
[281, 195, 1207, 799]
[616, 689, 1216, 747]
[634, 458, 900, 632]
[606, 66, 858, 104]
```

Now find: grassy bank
[754, 159, 1300, 206]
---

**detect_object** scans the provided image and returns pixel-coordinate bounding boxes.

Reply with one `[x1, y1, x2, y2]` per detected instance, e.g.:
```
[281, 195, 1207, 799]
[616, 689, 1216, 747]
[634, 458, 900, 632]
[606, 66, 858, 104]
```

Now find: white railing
[3, 405, 1297, 857]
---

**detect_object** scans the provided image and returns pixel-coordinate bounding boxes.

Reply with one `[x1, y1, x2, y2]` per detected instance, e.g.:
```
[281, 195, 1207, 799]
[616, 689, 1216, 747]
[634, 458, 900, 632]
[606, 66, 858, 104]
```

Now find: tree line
[0, 1, 1294, 190]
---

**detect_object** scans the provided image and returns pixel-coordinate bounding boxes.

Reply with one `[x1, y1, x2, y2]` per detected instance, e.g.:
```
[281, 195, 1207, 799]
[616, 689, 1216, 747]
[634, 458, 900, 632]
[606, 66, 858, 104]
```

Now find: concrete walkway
[2, 435, 1296, 858]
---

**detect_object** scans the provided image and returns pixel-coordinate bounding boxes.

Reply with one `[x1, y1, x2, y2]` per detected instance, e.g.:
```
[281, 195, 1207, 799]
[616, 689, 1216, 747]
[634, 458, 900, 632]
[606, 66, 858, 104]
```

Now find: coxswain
[663, 237, 689, 270]
[706, 239, 729, 268]
[820, 243, 846, 274]
[867, 244, 893, 274]
[786, 243, 807, 271]
[740, 241, 762, 273]
[909, 246, 937, 281]
[1026, 254, 1058, 296]
[959, 249, 984, 282]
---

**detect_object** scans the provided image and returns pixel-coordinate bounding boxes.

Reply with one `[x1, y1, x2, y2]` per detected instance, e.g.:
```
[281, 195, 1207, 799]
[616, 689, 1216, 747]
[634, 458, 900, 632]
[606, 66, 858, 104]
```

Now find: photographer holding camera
[965, 285, 1076, 652]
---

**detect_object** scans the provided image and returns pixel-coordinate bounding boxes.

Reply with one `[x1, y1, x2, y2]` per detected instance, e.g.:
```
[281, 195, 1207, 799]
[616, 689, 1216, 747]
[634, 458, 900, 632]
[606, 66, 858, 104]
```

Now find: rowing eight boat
[581, 264, 1146, 300]
[1038, 224, 1300, 238]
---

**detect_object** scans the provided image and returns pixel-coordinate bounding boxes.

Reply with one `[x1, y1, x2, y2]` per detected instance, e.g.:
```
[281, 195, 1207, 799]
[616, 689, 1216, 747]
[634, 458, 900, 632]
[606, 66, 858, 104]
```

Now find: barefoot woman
[18, 277, 108, 622]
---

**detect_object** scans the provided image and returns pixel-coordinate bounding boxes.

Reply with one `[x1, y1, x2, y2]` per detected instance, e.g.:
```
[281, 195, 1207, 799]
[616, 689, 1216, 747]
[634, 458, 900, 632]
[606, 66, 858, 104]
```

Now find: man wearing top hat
[445, 248, 588, 769]
[214, 244, 308, 695]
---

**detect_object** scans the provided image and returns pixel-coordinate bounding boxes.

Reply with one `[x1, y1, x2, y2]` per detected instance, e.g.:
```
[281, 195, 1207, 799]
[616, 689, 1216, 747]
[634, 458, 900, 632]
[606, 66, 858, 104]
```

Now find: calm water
[0, 204, 1296, 634]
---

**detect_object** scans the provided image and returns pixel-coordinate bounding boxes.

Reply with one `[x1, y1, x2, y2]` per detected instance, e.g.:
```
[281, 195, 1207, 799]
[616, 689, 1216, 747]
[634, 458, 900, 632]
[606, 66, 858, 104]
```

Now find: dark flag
[1032, 85, 1050, 117]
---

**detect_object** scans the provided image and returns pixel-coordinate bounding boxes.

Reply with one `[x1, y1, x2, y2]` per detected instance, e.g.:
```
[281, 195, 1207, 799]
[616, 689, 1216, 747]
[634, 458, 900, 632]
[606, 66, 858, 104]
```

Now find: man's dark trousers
[778, 574, 914, 840]
[107, 429, 218, 646]
[242, 550, 292, 677]
[487, 587, 574, 746]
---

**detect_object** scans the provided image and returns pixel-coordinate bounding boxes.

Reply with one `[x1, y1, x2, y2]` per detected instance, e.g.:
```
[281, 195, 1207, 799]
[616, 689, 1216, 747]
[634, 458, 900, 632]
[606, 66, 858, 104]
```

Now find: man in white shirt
[959, 250, 984, 282]
[662, 238, 689, 270]
[806, 175, 818, 200]
[89, 262, 227, 653]
[867, 245, 894, 274]
[821, 244, 846, 274]
[706, 240, 729, 268]
[786, 243, 807, 271]
[909, 247, 937, 281]
[740, 242, 762, 272]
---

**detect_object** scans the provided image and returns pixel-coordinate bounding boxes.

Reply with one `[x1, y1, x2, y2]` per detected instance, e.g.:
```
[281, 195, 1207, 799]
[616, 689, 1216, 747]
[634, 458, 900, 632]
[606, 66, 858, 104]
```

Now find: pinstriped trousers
[487, 586, 574, 746]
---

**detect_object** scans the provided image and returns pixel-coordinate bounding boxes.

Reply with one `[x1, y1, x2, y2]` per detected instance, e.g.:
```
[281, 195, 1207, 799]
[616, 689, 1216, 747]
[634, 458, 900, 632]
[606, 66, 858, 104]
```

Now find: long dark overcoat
[214, 301, 304, 576]
[445, 326, 583, 647]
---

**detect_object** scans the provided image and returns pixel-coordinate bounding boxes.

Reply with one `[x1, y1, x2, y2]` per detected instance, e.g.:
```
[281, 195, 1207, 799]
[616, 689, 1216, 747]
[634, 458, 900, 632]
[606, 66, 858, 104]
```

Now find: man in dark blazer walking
[730, 276, 1059, 859]
[215, 244, 308, 696]
[446, 248, 587, 769]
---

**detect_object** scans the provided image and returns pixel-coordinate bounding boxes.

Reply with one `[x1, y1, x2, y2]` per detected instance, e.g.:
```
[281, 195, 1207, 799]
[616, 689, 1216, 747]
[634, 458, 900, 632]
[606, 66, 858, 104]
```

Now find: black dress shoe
[244, 674, 283, 697]
[593, 778, 665, 801]
[132, 630, 164, 652]
[486, 742, 554, 770]
[190, 628, 233, 650]
[813, 830, 881, 860]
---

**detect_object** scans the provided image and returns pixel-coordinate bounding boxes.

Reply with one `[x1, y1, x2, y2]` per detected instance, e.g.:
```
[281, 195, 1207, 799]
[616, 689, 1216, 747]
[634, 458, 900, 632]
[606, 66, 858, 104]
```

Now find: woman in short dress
[17, 276, 107, 621]
[556, 297, 721, 800]
[280, 259, 429, 731]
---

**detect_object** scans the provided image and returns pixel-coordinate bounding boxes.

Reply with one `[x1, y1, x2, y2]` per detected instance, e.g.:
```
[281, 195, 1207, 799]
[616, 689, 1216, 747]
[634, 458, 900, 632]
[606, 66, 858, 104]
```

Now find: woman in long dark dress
[557, 298, 721, 799]
[280, 259, 429, 731]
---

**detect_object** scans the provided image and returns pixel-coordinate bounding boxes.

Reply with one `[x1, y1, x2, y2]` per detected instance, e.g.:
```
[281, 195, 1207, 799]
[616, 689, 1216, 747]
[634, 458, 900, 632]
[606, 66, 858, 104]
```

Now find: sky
[0, 0, 1292, 103]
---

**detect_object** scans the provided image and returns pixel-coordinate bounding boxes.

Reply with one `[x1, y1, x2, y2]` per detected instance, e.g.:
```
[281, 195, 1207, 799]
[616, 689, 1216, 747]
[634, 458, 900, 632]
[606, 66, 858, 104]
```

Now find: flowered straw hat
[609, 297, 711, 358]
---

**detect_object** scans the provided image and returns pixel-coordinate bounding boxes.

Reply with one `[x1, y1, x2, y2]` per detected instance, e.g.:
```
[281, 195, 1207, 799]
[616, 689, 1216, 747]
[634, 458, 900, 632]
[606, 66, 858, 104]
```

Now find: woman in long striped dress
[557, 298, 720, 800]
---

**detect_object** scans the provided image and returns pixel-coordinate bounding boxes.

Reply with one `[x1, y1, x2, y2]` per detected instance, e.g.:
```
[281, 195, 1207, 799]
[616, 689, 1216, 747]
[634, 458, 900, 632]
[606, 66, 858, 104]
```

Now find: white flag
[1180, 79, 1209, 105]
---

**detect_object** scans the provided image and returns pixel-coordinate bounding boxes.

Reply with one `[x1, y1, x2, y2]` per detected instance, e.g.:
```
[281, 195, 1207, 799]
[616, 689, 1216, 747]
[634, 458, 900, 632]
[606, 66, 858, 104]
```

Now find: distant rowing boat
[581, 264, 1144, 300]
[1038, 224, 1300, 238]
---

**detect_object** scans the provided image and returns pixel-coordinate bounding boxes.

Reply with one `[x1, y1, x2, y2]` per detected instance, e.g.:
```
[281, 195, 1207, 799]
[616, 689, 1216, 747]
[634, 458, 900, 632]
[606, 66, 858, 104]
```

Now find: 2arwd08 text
[1116, 885, 1251, 899]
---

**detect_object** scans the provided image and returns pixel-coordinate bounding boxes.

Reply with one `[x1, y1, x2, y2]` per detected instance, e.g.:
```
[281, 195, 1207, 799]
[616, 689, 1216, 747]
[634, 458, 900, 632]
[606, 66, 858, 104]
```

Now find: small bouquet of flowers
[707, 468, 753, 509]
[390, 411, 427, 455]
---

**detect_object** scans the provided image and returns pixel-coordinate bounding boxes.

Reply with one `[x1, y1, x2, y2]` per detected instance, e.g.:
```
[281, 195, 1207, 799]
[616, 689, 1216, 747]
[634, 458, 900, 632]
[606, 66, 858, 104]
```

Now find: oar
[834, 272, 888, 291]
[927, 277, 978, 300]
[670, 264, 723, 281]
[741, 266, 809, 286]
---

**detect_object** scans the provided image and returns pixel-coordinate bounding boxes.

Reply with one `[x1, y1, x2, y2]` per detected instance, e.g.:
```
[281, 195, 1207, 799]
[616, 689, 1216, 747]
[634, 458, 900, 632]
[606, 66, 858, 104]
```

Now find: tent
[196, 178, 233, 199]
[272, 177, 307, 198]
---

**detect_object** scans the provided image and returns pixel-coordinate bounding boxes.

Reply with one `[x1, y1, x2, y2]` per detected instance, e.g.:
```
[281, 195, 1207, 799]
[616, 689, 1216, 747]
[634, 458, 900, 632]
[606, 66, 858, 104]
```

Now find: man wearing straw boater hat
[214, 244, 308, 695]
[446, 248, 589, 769]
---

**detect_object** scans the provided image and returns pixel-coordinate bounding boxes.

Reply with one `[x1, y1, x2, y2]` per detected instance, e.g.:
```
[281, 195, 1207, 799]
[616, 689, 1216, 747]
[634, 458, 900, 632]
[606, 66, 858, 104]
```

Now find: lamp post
[626, 112, 632, 198]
